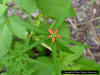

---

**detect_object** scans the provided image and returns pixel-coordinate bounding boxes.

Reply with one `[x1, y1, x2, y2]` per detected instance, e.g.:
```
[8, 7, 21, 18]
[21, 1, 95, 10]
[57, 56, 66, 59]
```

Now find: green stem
[50, 19, 57, 29]
[27, 11, 33, 24]
[52, 43, 60, 75]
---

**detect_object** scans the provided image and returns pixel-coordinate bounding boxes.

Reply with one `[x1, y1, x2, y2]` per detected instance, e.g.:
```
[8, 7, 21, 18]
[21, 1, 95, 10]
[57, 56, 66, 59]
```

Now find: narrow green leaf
[54, 0, 73, 29]
[22, 57, 47, 65]
[50, 19, 57, 29]
[69, 39, 90, 48]
[21, 39, 47, 53]
[62, 36, 91, 48]
[8, 60, 18, 75]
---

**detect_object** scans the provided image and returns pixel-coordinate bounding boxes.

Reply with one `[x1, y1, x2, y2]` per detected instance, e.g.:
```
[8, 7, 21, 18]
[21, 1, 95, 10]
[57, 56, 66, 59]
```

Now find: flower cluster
[47, 28, 62, 43]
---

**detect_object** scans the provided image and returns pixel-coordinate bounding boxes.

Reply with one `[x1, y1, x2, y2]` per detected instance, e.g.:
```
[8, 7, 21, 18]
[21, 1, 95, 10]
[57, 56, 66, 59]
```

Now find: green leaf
[58, 23, 70, 38]
[74, 57, 100, 75]
[15, 0, 38, 23]
[61, 45, 85, 66]
[0, 15, 6, 27]
[15, 0, 38, 13]
[0, 25, 12, 58]
[66, 6, 76, 18]
[74, 57, 100, 70]
[56, 40, 73, 53]
[9, 16, 49, 35]
[0, 0, 2, 4]
[8, 19, 27, 39]
[32, 57, 55, 75]
[63, 65, 81, 71]
[2, 0, 13, 4]
[57, 23, 70, 47]
[36, 0, 75, 18]
[53, 0, 75, 30]
[0, 4, 7, 18]
[67, 46, 85, 61]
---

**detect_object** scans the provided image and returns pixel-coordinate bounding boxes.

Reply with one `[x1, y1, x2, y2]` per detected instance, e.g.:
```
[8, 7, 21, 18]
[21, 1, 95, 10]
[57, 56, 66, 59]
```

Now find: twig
[87, 49, 95, 60]
[89, 22, 100, 45]
[67, 18, 77, 29]
[74, 17, 100, 26]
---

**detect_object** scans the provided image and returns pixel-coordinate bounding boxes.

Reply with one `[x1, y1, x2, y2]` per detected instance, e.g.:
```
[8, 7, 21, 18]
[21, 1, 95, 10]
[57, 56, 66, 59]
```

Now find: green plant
[0, 0, 100, 75]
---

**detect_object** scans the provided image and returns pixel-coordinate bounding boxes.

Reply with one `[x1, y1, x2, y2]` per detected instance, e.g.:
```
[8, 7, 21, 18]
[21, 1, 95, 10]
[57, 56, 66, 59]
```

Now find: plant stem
[52, 43, 60, 75]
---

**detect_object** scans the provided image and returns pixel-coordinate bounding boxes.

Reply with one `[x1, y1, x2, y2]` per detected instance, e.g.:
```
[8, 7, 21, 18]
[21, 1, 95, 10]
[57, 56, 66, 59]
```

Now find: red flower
[47, 28, 62, 43]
